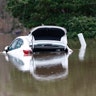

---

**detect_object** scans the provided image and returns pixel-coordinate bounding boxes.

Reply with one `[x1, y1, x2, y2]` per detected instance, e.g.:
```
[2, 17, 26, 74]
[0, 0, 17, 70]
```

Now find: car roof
[16, 36, 29, 41]
[15, 36, 30, 43]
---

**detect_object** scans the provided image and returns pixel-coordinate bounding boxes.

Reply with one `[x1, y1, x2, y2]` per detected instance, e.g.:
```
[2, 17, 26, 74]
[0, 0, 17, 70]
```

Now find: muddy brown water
[0, 34, 96, 96]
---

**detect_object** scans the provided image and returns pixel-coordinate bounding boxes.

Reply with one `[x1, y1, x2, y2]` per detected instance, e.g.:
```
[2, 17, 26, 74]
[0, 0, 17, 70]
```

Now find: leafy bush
[6, 0, 96, 38]
[65, 16, 96, 39]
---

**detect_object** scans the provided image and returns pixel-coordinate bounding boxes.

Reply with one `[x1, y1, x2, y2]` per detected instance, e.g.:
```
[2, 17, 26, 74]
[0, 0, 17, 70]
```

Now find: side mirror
[4, 46, 9, 52]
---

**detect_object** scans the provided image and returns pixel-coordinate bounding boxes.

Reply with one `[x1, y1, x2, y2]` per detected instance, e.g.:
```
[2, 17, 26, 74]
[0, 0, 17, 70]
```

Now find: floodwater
[0, 34, 96, 96]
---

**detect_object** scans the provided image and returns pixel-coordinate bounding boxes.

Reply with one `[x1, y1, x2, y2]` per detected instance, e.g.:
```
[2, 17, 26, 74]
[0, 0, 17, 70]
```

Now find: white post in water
[78, 33, 87, 61]
[78, 33, 87, 48]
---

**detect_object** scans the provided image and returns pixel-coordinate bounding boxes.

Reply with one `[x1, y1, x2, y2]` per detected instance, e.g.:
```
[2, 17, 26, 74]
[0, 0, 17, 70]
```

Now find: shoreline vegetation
[0, 0, 96, 39]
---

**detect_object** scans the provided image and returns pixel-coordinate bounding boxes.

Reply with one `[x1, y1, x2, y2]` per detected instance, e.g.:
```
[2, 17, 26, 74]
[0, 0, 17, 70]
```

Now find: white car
[4, 36, 32, 56]
[29, 25, 69, 52]
[4, 25, 72, 54]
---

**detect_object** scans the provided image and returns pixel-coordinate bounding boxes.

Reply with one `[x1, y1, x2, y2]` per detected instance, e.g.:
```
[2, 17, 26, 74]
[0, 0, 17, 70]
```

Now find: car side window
[15, 39, 23, 48]
[8, 38, 23, 51]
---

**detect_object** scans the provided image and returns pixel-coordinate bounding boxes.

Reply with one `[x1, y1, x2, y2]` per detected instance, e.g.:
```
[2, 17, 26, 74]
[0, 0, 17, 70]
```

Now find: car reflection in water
[4, 51, 72, 81]
[5, 54, 32, 72]
[30, 52, 72, 81]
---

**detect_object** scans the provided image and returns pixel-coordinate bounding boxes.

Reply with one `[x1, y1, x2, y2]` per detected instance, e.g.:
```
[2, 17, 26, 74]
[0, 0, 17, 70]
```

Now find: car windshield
[32, 28, 65, 41]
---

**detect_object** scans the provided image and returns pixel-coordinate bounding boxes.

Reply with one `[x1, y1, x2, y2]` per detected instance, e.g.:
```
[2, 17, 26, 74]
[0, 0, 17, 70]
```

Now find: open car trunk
[30, 26, 68, 52]
[32, 27, 65, 41]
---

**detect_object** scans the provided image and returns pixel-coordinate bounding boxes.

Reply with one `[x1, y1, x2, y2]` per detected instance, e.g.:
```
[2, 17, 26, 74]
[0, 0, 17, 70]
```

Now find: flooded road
[0, 34, 96, 96]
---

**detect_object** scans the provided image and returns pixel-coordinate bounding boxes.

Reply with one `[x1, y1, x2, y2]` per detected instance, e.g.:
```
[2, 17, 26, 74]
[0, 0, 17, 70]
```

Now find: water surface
[0, 34, 96, 96]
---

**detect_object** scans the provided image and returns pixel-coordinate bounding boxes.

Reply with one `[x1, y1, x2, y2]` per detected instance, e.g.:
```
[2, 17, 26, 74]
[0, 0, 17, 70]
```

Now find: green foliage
[65, 16, 96, 38]
[7, 0, 96, 38]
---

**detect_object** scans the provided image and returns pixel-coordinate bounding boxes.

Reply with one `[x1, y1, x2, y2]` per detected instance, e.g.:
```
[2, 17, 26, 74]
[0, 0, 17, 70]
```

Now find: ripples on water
[0, 34, 96, 96]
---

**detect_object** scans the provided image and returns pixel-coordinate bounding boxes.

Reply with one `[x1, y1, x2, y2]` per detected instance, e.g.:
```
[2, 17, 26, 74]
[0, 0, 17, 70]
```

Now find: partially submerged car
[4, 25, 72, 54]
[4, 36, 32, 56]
[29, 25, 69, 52]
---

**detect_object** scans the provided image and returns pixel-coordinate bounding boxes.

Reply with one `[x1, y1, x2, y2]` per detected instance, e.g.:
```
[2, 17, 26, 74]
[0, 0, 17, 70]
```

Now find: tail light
[23, 50, 32, 56]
